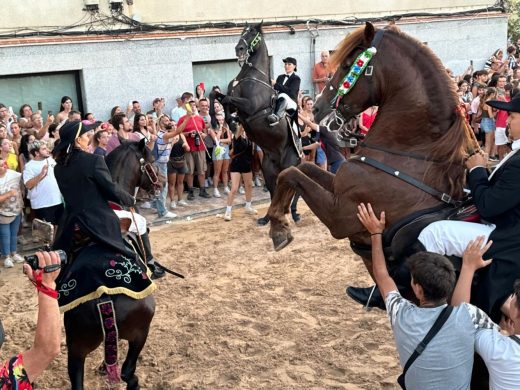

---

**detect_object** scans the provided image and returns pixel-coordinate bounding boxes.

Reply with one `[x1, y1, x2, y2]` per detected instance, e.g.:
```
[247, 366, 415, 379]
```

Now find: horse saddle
[351, 200, 480, 265]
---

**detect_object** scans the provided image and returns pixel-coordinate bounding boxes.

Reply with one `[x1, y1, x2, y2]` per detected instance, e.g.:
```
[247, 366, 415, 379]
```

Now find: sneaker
[244, 206, 258, 215]
[141, 201, 153, 209]
[254, 177, 262, 187]
[224, 186, 230, 194]
[224, 210, 232, 221]
[239, 186, 245, 194]
[263, 184, 269, 193]
[158, 211, 177, 219]
[187, 191, 195, 201]
[4, 257, 13, 268]
[170, 201, 177, 209]
[178, 199, 189, 207]
[204, 178, 210, 187]
[213, 188, 221, 198]
[199, 188, 211, 199]
[11, 253, 24, 263]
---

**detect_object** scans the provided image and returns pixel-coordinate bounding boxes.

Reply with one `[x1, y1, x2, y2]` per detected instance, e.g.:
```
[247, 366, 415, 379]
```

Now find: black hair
[181, 92, 193, 102]
[59, 96, 73, 112]
[110, 106, 121, 118]
[133, 113, 146, 132]
[48, 123, 58, 138]
[406, 252, 456, 302]
[112, 113, 126, 131]
[19, 104, 32, 118]
[514, 280, 520, 311]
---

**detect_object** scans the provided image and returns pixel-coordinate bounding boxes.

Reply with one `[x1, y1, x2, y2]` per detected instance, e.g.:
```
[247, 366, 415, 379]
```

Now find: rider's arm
[452, 236, 493, 305]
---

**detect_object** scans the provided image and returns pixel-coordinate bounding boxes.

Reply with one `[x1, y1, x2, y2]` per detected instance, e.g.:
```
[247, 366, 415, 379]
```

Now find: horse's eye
[139, 158, 145, 164]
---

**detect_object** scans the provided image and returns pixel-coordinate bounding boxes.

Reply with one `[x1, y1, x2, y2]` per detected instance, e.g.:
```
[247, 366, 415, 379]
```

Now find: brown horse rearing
[268, 22, 477, 261]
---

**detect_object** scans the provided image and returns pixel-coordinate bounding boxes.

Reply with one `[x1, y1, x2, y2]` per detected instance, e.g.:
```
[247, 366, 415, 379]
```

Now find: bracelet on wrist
[371, 232, 383, 236]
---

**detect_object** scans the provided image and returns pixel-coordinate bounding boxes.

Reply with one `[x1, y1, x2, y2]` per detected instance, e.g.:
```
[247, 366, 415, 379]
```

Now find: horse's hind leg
[120, 296, 155, 390]
[268, 163, 345, 250]
[121, 332, 149, 390]
[65, 312, 103, 390]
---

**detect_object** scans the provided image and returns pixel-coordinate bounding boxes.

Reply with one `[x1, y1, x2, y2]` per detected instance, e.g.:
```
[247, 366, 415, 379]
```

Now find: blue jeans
[154, 161, 168, 217]
[0, 213, 21, 256]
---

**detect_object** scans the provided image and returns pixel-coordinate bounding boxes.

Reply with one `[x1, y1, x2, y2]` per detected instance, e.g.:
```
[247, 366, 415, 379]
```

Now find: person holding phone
[0, 251, 62, 389]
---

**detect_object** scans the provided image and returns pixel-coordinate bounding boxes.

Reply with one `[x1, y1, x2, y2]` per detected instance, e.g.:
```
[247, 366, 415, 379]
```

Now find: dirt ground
[0, 204, 401, 389]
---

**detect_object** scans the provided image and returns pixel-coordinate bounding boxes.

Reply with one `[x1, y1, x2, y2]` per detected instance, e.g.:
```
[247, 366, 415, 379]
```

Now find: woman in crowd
[17, 104, 34, 130]
[167, 130, 190, 209]
[0, 156, 23, 268]
[18, 134, 35, 173]
[224, 124, 257, 221]
[480, 87, 498, 158]
[195, 83, 205, 104]
[210, 113, 231, 198]
[299, 96, 327, 169]
[55, 96, 73, 124]
[92, 129, 109, 157]
[133, 113, 157, 151]
[46, 123, 60, 152]
[10, 121, 22, 155]
[0, 138, 18, 172]
[110, 106, 123, 119]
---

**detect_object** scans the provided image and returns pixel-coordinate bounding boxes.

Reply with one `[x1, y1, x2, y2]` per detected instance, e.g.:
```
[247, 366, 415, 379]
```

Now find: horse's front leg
[222, 96, 254, 116]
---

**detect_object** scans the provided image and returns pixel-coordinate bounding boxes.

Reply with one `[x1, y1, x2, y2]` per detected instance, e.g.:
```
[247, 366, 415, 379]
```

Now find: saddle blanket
[56, 244, 156, 313]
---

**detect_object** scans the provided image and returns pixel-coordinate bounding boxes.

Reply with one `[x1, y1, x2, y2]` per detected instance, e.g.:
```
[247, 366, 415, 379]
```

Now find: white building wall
[0, 15, 508, 119]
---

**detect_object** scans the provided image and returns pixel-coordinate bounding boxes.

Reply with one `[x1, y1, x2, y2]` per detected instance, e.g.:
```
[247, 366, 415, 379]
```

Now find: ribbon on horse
[56, 244, 156, 313]
[333, 47, 377, 108]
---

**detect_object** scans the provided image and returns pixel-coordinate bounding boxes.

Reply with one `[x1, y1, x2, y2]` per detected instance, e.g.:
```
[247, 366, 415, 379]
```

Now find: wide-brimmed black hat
[282, 57, 297, 71]
[487, 94, 520, 113]
[53, 120, 100, 154]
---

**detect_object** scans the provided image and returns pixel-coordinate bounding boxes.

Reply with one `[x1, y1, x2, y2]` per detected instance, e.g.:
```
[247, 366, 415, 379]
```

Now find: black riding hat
[487, 94, 520, 113]
[53, 120, 100, 154]
[283, 57, 297, 71]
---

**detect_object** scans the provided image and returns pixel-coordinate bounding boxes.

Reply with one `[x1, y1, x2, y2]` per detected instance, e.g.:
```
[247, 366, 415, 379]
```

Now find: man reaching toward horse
[356, 203, 497, 390]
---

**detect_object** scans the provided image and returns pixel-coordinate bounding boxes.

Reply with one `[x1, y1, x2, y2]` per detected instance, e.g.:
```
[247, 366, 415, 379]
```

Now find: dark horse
[267, 22, 490, 388]
[63, 139, 157, 390]
[216, 22, 301, 225]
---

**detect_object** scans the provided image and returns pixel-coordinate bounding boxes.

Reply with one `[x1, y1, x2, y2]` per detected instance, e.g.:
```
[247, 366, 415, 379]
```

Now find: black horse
[213, 22, 301, 225]
[62, 140, 158, 390]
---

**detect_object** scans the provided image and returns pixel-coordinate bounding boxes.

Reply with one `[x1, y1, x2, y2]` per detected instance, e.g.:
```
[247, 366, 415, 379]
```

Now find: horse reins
[139, 158, 161, 196]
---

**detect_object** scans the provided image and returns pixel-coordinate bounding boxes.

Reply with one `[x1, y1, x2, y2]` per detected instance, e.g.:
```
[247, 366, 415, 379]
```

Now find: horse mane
[331, 24, 476, 199]
[105, 141, 141, 187]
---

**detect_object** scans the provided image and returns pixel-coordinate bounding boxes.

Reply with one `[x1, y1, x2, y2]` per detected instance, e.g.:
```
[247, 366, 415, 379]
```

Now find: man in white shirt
[23, 141, 63, 228]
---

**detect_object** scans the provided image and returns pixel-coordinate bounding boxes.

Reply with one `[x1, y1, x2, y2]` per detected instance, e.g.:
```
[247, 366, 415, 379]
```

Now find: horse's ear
[363, 22, 375, 47]
[245, 21, 249, 28]
[257, 20, 264, 31]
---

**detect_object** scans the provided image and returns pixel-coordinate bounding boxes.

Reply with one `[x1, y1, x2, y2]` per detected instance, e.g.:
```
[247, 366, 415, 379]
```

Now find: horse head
[314, 22, 382, 125]
[236, 21, 264, 64]
[106, 139, 161, 197]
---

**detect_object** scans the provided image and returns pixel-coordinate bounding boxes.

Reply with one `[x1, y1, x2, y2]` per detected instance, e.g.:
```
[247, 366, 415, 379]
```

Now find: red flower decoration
[342, 81, 351, 89]
[356, 59, 364, 67]
[109, 260, 116, 267]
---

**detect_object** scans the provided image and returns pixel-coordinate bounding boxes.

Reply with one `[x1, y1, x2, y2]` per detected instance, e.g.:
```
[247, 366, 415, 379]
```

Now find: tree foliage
[505, 0, 520, 41]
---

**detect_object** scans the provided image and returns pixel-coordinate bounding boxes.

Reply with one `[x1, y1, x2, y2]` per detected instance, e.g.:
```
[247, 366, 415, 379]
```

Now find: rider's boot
[346, 239, 425, 309]
[141, 232, 165, 279]
[268, 97, 288, 126]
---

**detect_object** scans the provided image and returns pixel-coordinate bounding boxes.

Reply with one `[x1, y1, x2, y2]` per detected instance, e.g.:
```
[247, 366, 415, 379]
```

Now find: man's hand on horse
[357, 203, 385, 235]
[465, 151, 488, 170]
[462, 235, 493, 272]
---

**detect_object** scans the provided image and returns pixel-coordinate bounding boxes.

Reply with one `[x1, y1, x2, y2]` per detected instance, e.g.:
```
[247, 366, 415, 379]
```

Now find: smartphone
[37, 101, 43, 111]
[47, 110, 53, 116]
[8, 106, 13, 115]
[185, 103, 193, 114]
[470, 60, 473, 66]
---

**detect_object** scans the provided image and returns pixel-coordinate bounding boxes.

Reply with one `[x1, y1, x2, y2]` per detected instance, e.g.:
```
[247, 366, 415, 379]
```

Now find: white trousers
[113, 210, 147, 235]
[278, 93, 297, 111]
[418, 220, 495, 257]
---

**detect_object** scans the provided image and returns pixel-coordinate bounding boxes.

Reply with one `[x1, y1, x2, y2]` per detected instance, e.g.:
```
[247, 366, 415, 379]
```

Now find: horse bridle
[139, 158, 161, 196]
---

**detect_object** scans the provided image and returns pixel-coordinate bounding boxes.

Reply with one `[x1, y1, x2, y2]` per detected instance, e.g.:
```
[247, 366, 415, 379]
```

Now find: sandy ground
[0, 203, 401, 389]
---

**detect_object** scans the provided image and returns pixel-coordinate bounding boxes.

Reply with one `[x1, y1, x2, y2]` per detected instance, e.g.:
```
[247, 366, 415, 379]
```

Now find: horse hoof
[273, 233, 294, 251]
[257, 216, 270, 226]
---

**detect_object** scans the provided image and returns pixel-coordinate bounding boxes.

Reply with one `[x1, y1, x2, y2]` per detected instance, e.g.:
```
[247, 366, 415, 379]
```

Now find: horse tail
[97, 297, 121, 385]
